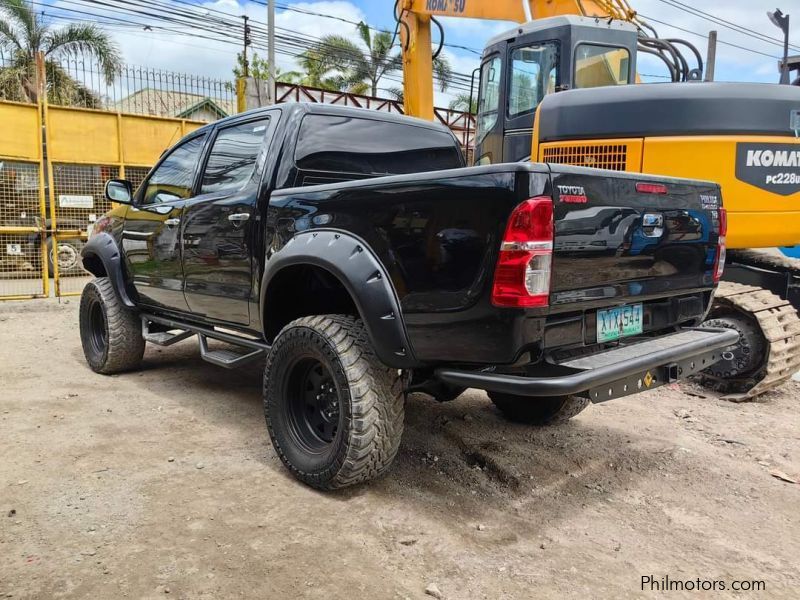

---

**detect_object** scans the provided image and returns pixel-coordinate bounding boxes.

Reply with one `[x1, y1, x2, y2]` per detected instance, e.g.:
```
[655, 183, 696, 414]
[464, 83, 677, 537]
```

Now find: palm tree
[0, 0, 121, 106]
[295, 48, 356, 91]
[448, 92, 477, 113]
[233, 51, 302, 84]
[312, 21, 452, 98]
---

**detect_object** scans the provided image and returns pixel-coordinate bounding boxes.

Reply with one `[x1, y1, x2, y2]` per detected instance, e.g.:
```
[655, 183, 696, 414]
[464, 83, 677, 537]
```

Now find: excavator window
[476, 56, 502, 145]
[574, 44, 631, 89]
[508, 43, 558, 118]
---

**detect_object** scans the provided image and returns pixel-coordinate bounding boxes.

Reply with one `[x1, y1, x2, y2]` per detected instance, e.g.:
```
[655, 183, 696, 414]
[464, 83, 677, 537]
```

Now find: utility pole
[704, 30, 717, 82]
[267, 0, 276, 104]
[768, 9, 791, 84]
[242, 15, 251, 78]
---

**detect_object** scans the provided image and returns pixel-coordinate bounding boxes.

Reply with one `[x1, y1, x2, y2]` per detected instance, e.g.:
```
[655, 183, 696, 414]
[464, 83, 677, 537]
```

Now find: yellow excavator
[397, 0, 800, 398]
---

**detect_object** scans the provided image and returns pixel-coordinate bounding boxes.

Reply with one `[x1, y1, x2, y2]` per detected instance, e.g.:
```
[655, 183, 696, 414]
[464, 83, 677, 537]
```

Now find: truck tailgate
[547, 165, 722, 311]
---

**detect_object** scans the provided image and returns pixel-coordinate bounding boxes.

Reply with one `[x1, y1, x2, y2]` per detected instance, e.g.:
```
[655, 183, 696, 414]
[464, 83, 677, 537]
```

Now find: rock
[7, 509, 15, 518]
[539, 543, 546, 550]
[196, 462, 204, 470]
[425, 583, 444, 599]
[399, 539, 417, 546]
[476, 524, 485, 531]
[462, 414, 473, 422]
[168, 457, 175, 463]
[673, 409, 691, 419]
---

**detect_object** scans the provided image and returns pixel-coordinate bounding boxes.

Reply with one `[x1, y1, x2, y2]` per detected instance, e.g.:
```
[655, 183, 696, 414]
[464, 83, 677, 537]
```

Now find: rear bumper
[435, 327, 739, 402]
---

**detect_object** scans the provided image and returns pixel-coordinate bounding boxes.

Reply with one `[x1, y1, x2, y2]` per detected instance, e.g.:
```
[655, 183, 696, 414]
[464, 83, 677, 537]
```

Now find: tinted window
[508, 43, 558, 118]
[574, 44, 630, 89]
[294, 115, 462, 178]
[141, 135, 206, 205]
[201, 118, 270, 194]
[476, 56, 501, 145]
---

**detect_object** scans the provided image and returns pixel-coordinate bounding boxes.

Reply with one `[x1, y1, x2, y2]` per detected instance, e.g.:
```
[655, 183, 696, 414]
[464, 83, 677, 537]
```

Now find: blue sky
[43, 0, 798, 105]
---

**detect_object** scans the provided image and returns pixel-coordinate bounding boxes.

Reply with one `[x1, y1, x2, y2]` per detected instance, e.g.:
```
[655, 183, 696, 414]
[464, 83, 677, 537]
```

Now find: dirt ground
[1, 299, 799, 599]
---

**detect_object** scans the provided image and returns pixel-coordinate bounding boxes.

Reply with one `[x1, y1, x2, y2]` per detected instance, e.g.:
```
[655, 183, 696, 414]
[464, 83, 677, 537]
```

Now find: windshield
[476, 56, 501, 145]
[508, 43, 558, 118]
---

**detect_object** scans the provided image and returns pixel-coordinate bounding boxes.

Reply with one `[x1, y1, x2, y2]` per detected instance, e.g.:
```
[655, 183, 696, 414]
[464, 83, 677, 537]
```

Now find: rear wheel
[488, 392, 589, 425]
[79, 277, 145, 374]
[264, 315, 404, 490]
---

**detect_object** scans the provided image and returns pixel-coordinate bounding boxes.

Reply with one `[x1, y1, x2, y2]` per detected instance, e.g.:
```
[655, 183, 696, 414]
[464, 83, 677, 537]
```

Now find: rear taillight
[491, 196, 554, 307]
[713, 207, 727, 283]
[636, 182, 668, 195]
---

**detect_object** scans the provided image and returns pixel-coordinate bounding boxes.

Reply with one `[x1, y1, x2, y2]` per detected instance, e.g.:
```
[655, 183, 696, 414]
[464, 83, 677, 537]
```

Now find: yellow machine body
[534, 134, 800, 250]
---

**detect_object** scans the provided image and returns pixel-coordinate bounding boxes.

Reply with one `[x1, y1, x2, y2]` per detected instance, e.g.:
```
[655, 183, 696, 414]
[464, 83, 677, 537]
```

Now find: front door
[182, 116, 272, 325]
[121, 133, 207, 312]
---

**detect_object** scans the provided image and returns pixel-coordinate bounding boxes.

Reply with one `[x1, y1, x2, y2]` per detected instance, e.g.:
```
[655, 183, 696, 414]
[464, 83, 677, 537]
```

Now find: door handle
[164, 218, 181, 227]
[228, 213, 250, 222]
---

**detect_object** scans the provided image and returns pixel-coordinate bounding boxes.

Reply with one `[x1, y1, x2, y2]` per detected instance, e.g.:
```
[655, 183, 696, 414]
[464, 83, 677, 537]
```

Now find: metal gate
[0, 100, 49, 300]
[44, 106, 202, 297]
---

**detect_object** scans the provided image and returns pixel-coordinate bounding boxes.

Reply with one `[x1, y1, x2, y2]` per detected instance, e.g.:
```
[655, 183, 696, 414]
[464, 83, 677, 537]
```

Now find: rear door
[548, 165, 721, 310]
[181, 114, 274, 325]
[122, 133, 207, 312]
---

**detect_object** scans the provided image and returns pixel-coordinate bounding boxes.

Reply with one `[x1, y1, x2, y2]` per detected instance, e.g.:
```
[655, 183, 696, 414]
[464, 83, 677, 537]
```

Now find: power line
[653, 0, 800, 54]
[34, 0, 475, 94]
[96, 0, 475, 89]
[638, 13, 780, 60]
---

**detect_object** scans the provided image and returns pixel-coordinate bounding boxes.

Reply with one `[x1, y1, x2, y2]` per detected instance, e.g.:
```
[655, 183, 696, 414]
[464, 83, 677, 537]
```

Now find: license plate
[597, 304, 643, 343]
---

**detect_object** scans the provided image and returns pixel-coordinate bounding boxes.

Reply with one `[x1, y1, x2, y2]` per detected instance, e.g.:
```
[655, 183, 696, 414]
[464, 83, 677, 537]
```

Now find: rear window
[294, 114, 463, 178]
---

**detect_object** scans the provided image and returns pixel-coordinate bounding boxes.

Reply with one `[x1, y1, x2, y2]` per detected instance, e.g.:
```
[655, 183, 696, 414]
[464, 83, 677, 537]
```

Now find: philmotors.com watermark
[642, 575, 766, 592]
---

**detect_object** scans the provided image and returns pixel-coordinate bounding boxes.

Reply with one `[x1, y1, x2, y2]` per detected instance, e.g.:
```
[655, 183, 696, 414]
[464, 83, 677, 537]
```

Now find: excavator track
[698, 282, 800, 399]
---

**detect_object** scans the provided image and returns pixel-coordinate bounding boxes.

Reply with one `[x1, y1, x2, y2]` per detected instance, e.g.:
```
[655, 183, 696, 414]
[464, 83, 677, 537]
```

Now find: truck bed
[270, 161, 723, 365]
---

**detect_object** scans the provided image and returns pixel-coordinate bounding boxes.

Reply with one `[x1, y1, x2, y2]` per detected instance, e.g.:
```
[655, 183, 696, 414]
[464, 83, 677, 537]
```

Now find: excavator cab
[475, 15, 638, 165]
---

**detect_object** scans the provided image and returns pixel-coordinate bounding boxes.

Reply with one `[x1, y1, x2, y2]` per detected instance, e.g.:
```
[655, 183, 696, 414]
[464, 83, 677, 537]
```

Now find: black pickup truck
[80, 103, 737, 489]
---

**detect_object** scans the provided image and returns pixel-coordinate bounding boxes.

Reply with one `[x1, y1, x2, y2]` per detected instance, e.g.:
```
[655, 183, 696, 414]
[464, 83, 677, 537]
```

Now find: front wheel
[79, 277, 145, 374]
[264, 315, 404, 490]
[488, 392, 589, 425]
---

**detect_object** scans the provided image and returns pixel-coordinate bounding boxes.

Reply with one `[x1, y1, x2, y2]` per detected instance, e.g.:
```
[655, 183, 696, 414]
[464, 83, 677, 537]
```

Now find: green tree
[233, 51, 301, 83]
[448, 92, 477, 113]
[0, 0, 121, 106]
[312, 21, 452, 98]
[295, 48, 359, 92]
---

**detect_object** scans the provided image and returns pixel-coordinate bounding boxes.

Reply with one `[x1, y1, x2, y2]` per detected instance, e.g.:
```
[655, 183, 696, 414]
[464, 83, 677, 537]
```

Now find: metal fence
[0, 50, 236, 121]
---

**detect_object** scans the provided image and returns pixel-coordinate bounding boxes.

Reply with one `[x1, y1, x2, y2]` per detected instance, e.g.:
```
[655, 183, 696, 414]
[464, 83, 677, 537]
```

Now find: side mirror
[105, 179, 133, 205]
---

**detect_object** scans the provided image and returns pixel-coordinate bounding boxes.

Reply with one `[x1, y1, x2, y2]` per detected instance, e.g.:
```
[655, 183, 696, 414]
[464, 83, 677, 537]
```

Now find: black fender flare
[260, 230, 418, 369]
[80, 233, 137, 309]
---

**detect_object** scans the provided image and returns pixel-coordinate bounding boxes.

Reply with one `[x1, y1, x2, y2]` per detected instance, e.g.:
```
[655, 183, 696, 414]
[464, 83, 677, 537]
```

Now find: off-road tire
[488, 392, 589, 425]
[264, 315, 404, 490]
[79, 277, 145, 374]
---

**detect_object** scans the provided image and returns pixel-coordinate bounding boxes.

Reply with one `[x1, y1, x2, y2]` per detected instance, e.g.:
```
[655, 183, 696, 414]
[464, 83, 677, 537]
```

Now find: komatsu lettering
[746, 149, 800, 168]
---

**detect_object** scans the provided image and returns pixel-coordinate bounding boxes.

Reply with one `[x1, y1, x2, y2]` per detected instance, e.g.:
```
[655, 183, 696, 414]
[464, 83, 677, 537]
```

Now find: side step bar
[141, 314, 269, 369]
[142, 319, 195, 346]
[198, 334, 266, 368]
[435, 327, 740, 403]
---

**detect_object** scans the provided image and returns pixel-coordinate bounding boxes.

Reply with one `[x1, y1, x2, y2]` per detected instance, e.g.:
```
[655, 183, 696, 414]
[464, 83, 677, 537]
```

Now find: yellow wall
[47, 105, 203, 166]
